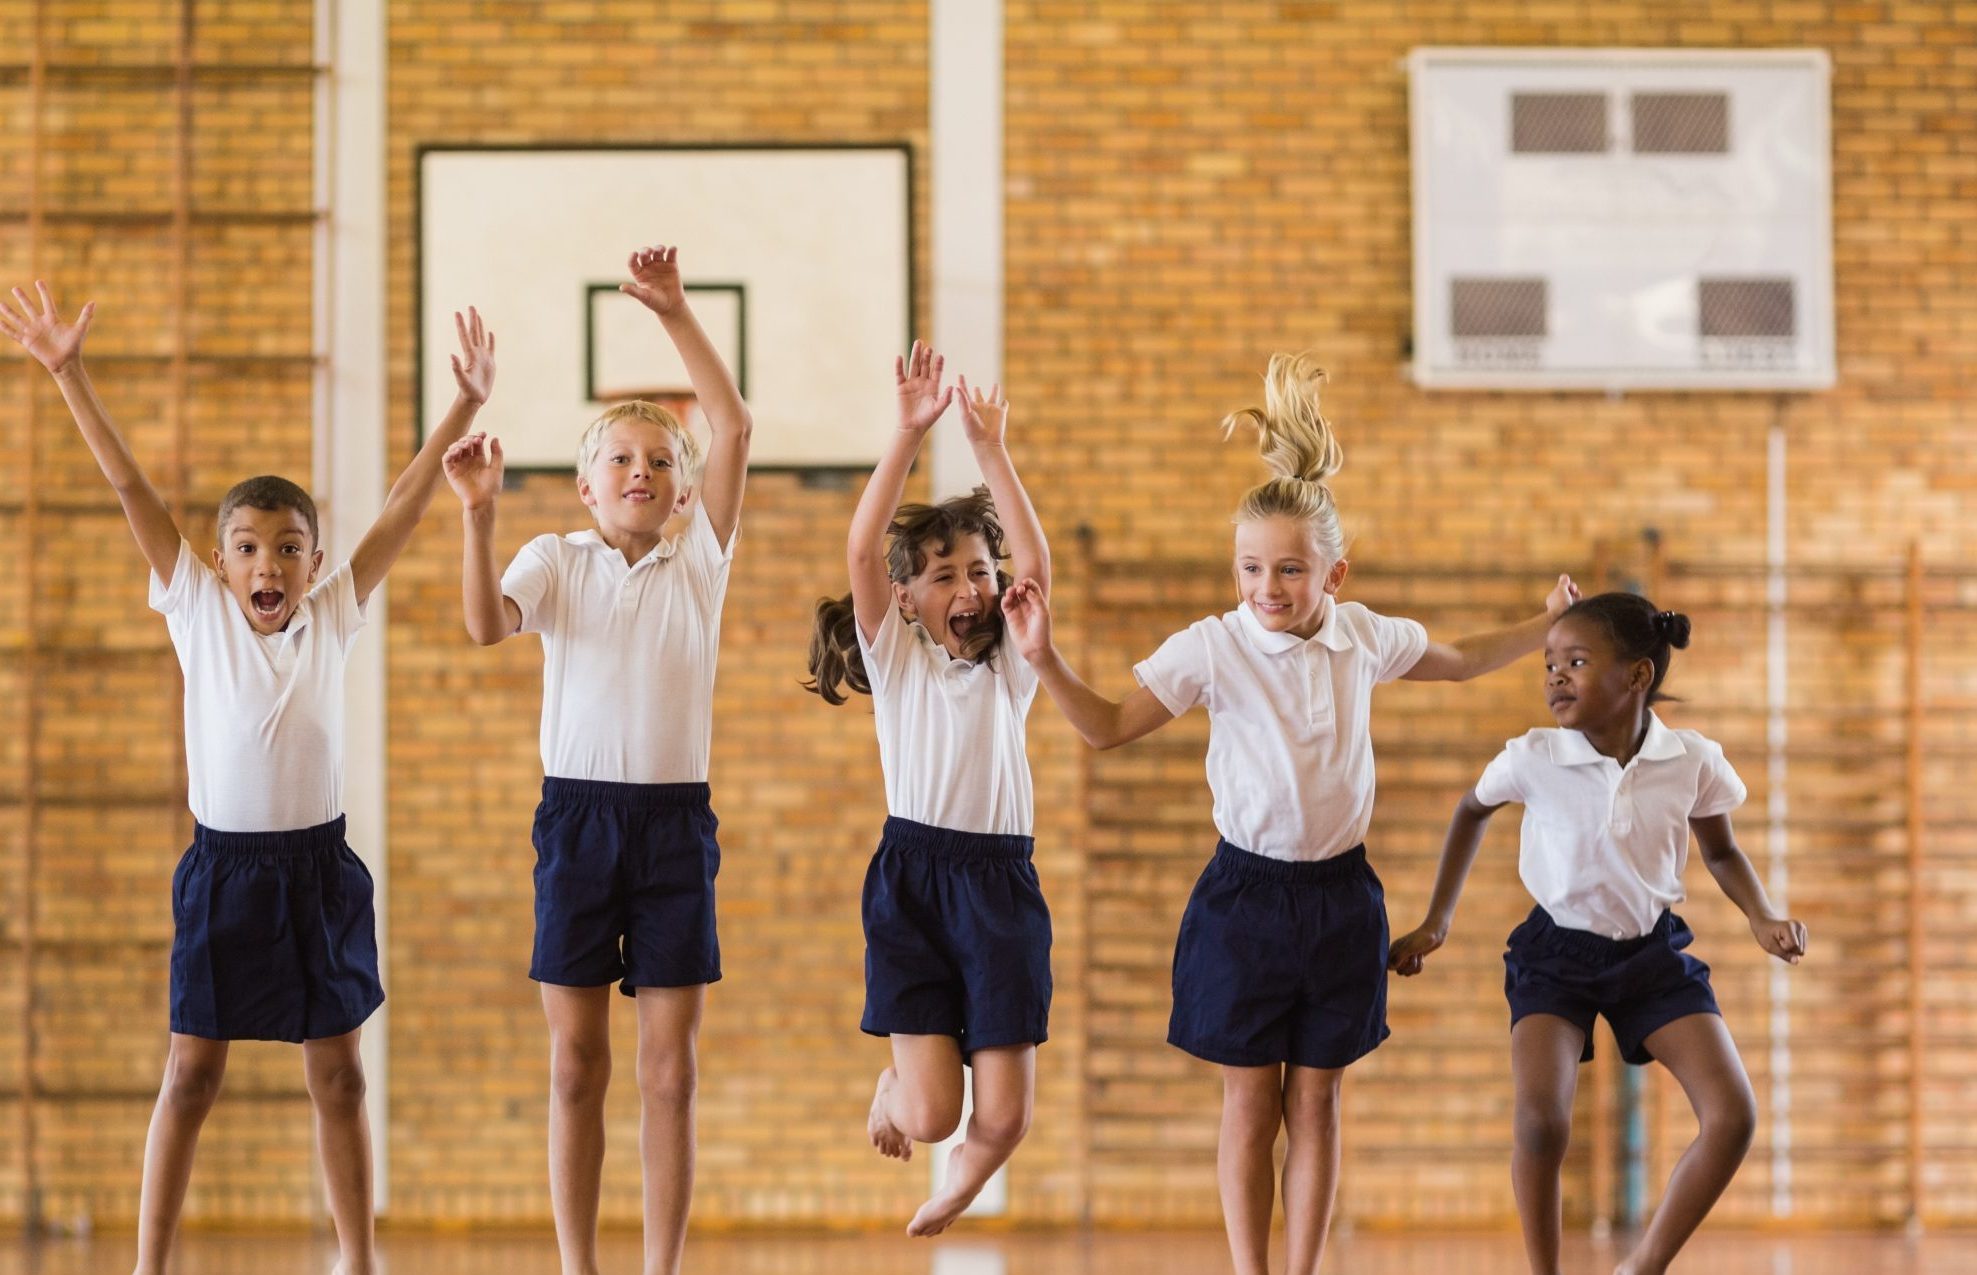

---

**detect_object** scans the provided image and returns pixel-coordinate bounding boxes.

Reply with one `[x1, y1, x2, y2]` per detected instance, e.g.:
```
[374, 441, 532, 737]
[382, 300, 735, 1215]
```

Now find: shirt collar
[1235, 595, 1353, 655]
[1547, 712, 1688, 767]
[566, 528, 680, 564]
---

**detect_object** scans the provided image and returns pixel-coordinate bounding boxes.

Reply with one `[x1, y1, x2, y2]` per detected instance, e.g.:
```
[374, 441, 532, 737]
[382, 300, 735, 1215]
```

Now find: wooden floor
[2, 1230, 1973, 1273]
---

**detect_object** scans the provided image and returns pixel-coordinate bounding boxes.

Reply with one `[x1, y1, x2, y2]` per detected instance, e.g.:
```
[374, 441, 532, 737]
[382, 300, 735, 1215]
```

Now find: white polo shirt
[501, 505, 734, 784]
[149, 538, 366, 833]
[1134, 597, 1429, 861]
[1473, 714, 1748, 940]
[856, 603, 1038, 836]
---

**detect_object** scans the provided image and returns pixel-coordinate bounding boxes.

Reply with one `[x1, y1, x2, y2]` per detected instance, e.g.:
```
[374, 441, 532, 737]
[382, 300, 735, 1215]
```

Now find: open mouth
[251, 589, 285, 619]
[624, 490, 653, 503]
[948, 608, 983, 641]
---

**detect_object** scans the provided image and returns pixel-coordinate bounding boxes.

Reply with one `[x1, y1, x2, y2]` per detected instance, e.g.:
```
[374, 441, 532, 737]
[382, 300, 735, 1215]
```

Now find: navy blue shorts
[861, 817, 1052, 1058]
[530, 777, 721, 996]
[1504, 906, 1720, 1065]
[1169, 841, 1390, 1070]
[170, 816, 384, 1043]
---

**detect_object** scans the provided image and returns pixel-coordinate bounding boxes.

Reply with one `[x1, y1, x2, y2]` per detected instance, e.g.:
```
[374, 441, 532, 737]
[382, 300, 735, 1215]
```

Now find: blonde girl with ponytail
[1003, 353, 1578, 1275]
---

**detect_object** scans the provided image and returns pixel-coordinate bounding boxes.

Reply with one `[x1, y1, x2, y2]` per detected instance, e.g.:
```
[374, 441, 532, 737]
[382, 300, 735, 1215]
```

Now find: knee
[550, 1037, 612, 1107]
[1701, 1087, 1758, 1156]
[306, 1058, 368, 1115]
[161, 1054, 225, 1112]
[894, 1091, 963, 1145]
[972, 1101, 1032, 1151]
[1513, 1104, 1573, 1166]
[636, 1048, 698, 1111]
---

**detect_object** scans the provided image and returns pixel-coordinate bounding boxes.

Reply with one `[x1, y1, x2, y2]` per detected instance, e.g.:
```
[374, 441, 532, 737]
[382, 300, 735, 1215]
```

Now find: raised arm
[1389, 789, 1506, 975]
[349, 307, 494, 606]
[956, 377, 1050, 597]
[1, 282, 182, 584]
[620, 245, 752, 547]
[849, 342, 950, 643]
[1403, 573, 1580, 682]
[444, 432, 521, 645]
[1691, 814, 1807, 964]
[1002, 577, 1177, 749]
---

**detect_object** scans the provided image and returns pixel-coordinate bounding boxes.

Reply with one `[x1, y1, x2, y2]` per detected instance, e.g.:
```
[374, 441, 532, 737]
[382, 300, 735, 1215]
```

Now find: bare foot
[1613, 1256, 1662, 1275]
[906, 1142, 976, 1237]
[868, 1068, 912, 1161]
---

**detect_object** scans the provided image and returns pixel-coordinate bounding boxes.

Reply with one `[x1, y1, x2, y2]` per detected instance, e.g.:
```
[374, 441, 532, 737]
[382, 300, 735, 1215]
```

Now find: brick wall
[1, 0, 1970, 1236]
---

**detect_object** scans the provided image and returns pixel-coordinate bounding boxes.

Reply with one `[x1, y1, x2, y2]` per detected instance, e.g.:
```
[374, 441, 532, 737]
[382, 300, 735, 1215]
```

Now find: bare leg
[907, 1043, 1035, 1237]
[868, 1033, 966, 1160]
[1511, 1015, 1587, 1275]
[302, 1029, 375, 1275]
[1280, 1064, 1344, 1275]
[635, 984, 706, 1275]
[1218, 1064, 1285, 1275]
[542, 984, 614, 1275]
[1614, 1015, 1756, 1275]
[132, 1033, 230, 1275]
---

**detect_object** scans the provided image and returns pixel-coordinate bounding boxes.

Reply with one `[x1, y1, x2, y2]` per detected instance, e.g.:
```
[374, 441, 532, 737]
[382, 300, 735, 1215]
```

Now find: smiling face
[1543, 612, 1653, 733]
[211, 505, 322, 634]
[893, 531, 999, 659]
[1232, 515, 1348, 640]
[577, 417, 692, 538]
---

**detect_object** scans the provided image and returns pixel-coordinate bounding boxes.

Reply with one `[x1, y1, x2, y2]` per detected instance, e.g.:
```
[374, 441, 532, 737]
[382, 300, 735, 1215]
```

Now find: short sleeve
[500, 535, 559, 636]
[1370, 611, 1431, 684]
[855, 601, 913, 699]
[147, 538, 207, 616]
[996, 622, 1039, 702]
[1472, 745, 1526, 808]
[1134, 622, 1211, 717]
[683, 500, 738, 568]
[308, 563, 367, 649]
[1691, 739, 1748, 818]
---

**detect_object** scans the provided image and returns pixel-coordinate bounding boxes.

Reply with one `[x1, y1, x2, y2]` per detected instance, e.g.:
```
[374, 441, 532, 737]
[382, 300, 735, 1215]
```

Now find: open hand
[1751, 914, 1807, 964]
[621, 244, 685, 316]
[1545, 573, 1582, 619]
[1387, 925, 1445, 976]
[451, 306, 496, 404]
[444, 432, 504, 510]
[956, 375, 1008, 448]
[1000, 577, 1052, 660]
[0, 280, 93, 375]
[895, 340, 953, 435]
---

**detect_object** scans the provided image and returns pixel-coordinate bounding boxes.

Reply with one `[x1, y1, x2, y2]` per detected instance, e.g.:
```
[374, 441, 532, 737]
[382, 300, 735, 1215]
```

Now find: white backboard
[419, 146, 911, 468]
[1410, 48, 1833, 391]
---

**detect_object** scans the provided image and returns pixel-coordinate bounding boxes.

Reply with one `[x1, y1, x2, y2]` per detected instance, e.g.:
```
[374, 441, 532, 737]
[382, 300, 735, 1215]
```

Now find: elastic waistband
[541, 777, 712, 811]
[882, 816, 1034, 862]
[1521, 906, 1678, 964]
[192, 815, 347, 858]
[1210, 840, 1368, 883]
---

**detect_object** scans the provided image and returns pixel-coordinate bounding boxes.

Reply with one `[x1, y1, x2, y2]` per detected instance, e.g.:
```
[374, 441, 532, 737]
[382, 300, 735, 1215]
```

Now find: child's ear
[1324, 558, 1351, 595]
[891, 581, 916, 618]
[575, 473, 595, 509]
[1630, 657, 1655, 692]
[309, 547, 324, 582]
[210, 545, 226, 578]
[674, 484, 694, 515]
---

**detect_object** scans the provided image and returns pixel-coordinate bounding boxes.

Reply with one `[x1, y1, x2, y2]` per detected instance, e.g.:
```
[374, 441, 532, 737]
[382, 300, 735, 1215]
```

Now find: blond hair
[577, 400, 704, 481]
[1221, 352, 1345, 563]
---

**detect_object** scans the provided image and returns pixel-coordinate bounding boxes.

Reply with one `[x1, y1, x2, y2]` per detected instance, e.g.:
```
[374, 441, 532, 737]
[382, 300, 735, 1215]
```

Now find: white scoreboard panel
[1410, 48, 1833, 391]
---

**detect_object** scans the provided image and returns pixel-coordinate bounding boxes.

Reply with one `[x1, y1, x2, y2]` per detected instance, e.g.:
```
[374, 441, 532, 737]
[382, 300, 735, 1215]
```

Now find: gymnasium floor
[4, 1231, 1974, 1274]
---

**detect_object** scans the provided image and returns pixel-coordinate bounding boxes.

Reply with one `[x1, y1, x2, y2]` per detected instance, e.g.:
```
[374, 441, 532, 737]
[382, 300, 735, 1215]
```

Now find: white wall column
[315, 0, 390, 1210]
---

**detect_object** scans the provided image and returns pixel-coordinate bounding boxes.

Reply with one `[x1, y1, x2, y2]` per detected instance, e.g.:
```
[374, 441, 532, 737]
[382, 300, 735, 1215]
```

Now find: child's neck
[1578, 706, 1652, 768]
[594, 522, 666, 566]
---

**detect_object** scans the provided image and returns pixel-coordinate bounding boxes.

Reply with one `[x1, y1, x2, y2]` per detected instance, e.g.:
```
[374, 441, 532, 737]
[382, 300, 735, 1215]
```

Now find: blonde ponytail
[1222, 352, 1346, 562]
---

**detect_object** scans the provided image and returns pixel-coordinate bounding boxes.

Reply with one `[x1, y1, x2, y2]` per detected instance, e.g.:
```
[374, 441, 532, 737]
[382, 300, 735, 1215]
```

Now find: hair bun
[1655, 610, 1692, 650]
